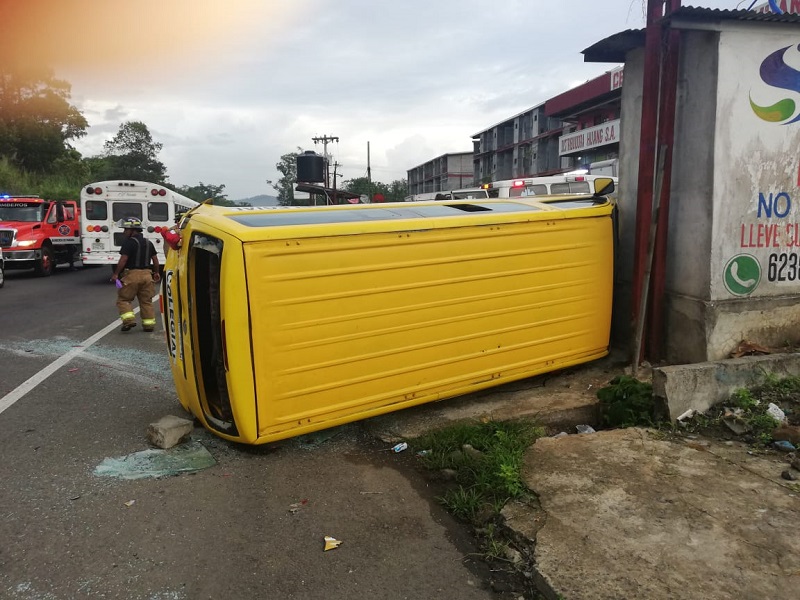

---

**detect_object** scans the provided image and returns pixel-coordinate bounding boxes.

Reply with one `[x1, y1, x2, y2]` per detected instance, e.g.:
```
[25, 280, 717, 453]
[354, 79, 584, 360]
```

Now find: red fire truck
[0, 195, 81, 276]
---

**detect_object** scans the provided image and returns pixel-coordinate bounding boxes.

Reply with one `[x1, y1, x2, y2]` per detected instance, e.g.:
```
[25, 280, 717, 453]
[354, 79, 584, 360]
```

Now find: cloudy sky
[10, 0, 746, 200]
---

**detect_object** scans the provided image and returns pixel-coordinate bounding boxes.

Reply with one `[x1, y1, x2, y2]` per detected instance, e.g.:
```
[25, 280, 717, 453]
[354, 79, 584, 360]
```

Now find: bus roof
[184, 196, 614, 242]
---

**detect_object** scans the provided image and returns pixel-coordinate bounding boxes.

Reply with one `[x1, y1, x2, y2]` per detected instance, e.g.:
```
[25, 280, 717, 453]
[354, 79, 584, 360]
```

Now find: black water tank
[296, 151, 325, 183]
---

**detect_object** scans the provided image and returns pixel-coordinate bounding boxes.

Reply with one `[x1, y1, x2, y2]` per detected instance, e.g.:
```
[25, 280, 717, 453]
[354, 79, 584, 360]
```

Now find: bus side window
[148, 201, 170, 222]
[550, 183, 570, 194]
[85, 200, 107, 220]
[46, 205, 57, 224]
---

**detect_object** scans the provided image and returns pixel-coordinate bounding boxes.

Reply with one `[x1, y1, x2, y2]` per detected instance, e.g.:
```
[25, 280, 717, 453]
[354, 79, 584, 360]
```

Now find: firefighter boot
[121, 321, 137, 332]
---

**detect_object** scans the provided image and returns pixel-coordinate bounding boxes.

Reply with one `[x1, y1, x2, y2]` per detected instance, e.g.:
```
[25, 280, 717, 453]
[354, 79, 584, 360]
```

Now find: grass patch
[413, 420, 544, 525]
[596, 375, 659, 428]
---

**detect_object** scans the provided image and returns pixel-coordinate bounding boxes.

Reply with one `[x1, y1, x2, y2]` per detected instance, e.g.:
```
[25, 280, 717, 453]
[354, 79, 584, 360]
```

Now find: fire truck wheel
[34, 246, 55, 277]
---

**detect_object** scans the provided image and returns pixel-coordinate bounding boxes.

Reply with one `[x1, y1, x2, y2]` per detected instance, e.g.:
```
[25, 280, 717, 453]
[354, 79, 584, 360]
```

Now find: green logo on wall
[723, 254, 761, 296]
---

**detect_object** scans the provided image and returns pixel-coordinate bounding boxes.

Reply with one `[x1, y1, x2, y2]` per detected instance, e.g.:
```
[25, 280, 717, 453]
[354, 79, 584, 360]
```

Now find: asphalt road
[0, 264, 500, 600]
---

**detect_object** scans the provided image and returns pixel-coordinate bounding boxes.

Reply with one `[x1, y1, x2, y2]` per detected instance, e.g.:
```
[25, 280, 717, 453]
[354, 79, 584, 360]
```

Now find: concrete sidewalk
[513, 428, 800, 600]
[366, 356, 800, 600]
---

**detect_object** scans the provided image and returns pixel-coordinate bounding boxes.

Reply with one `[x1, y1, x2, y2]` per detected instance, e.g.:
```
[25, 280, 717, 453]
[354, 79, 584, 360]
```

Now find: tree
[178, 183, 233, 205]
[341, 176, 387, 199]
[100, 121, 167, 183]
[387, 179, 408, 202]
[0, 66, 88, 172]
[340, 177, 407, 202]
[266, 148, 302, 206]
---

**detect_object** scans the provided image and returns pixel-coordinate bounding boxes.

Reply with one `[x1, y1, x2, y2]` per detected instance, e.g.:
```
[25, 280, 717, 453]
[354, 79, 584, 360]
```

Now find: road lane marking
[0, 296, 157, 415]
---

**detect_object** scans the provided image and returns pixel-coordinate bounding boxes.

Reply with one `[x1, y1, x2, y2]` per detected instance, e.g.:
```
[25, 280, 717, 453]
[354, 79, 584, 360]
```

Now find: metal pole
[630, 0, 666, 367]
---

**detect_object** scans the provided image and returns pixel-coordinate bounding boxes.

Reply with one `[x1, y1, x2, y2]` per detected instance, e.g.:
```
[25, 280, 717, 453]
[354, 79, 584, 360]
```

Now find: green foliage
[340, 177, 408, 202]
[596, 376, 656, 428]
[267, 148, 302, 205]
[440, 486, 482, 522]
[729, 388, 757, 411]
[415, 420, 543, 524]
[0, 66, 88, 173]
[755, 372, 800, 405]
[99, 121, 167, 183]
[0, 156, 82, 200]
[177, 182, 229, 204]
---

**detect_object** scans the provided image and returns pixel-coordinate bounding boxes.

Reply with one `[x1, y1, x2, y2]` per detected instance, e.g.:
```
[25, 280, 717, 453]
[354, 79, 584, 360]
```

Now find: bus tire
[34, 245, 55, 277]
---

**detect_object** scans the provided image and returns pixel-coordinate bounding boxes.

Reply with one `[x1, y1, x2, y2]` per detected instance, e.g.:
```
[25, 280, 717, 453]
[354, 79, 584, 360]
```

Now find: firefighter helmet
[119, 217, 143, 230]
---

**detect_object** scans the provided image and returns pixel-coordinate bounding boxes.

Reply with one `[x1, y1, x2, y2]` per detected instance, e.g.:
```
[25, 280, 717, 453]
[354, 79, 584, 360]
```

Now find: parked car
[0, 248, 5, 288]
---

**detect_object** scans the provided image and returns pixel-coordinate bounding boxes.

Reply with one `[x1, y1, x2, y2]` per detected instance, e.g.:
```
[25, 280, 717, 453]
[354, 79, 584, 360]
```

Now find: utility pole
[367, 141, 372, 201]
[332, 161, 340, 205]
[312, 135, 339, 188]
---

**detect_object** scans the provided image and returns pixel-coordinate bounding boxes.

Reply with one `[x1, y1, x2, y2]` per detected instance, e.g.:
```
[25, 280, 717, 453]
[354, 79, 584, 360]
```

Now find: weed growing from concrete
[413, 420, 544, 524]
[596, 375, 658, 428]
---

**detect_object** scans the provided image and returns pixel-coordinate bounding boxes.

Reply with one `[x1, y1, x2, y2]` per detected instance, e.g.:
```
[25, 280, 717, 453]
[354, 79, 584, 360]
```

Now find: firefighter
[110, 217, 161, 332]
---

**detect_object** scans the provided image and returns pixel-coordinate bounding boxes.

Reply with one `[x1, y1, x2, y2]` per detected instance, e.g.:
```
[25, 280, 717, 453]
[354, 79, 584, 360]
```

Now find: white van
[405, 188, 490, 202]
[481, 174, 617, 198]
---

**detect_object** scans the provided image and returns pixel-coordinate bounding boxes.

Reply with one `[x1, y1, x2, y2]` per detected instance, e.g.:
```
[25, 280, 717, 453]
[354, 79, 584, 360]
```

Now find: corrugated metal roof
[583, 6, 800, 63]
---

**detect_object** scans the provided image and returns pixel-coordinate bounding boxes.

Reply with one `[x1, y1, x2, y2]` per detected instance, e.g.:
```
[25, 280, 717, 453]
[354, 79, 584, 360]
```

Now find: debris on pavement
[147, 415, 194, 449]
[391, 442, 408, 453]
[576, 424, 596, 434]
[93, 441, 216, 480]
[729, 340, 771, 358]
[773, 440, 796, 452]
[766, 403, 787, 424]
[288, 499, 308, 514]
[323, 536, 342, 551]
[124, 500, 135, 507]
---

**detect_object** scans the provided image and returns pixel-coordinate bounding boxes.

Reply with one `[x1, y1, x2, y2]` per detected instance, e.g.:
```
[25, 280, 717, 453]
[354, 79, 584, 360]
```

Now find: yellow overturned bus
[163, 179, 616, 444]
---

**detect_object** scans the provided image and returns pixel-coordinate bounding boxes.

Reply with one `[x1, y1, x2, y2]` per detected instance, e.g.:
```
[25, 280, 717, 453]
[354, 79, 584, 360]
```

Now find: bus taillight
[512, 180, 525, 188]
[150, 189, 159, 196]
[159, 189, 167, 196]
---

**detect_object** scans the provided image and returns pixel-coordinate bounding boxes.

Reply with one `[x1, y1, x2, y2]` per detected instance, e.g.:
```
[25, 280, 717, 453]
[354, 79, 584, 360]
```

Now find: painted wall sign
[610, 67, 624, 91]
[749, 43, 800, 123]
[558, 119, 620, 156]
[751, 0, 800, 14]
[715, 33, 800, 299]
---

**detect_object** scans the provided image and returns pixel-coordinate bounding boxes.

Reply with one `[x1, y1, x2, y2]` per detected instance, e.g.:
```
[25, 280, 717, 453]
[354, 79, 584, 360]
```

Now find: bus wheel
[34, 246, 55, 277]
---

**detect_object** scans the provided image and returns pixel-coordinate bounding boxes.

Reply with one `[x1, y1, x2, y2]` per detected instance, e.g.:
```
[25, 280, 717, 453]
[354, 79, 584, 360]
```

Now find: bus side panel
[245, 214, 613, 441]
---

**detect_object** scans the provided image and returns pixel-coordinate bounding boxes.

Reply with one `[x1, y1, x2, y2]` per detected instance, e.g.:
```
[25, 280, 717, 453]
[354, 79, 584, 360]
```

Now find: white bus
[80, 180, 199, 267]
[480, 174, 618, 199]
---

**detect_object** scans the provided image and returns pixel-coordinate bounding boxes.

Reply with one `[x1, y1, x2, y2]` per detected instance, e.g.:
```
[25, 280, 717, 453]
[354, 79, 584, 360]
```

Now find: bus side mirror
[56, 203, 65, 222]
[593, 178, 615, 196]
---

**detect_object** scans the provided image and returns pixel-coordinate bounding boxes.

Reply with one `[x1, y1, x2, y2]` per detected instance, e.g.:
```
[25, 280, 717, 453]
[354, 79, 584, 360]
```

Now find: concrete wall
[664, 31, 720, 363]
[616, 21, 800, 365]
